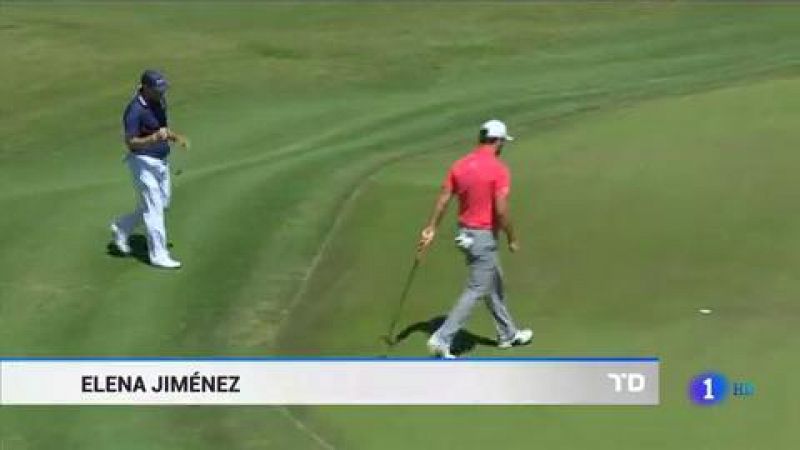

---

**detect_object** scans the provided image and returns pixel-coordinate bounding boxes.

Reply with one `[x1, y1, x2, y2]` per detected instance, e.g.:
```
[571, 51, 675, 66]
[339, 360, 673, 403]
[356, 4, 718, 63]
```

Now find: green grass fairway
[1, 3, 799, 449]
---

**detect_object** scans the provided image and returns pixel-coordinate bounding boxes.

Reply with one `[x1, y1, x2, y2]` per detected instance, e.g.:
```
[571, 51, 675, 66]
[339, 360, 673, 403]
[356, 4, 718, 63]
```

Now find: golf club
[171, 133, 190, 178]
[379, 254, 422, 357]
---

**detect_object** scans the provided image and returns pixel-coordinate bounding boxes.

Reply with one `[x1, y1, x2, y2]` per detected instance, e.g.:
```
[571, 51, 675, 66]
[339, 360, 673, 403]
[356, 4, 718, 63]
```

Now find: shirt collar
[473, 144, 497, 157]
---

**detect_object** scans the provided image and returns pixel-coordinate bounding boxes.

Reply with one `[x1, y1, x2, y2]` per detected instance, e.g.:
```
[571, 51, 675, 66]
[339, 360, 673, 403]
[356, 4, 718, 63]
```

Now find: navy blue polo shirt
[123, 93, 170, 159]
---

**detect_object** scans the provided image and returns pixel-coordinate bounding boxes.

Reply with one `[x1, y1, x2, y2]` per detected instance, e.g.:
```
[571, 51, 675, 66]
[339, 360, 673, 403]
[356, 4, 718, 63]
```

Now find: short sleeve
[494, 165, 510, 198]
[123, 105, 141, 139]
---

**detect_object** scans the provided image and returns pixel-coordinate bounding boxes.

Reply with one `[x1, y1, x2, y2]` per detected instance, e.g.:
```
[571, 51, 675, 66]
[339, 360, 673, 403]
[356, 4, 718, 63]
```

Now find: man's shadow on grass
[394, 315, 497, 356]
[106, 234, 174, 266]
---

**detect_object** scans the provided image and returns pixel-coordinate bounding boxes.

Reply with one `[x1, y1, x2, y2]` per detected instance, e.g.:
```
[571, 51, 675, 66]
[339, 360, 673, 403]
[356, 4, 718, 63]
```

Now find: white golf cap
[480, 119, 514, 141]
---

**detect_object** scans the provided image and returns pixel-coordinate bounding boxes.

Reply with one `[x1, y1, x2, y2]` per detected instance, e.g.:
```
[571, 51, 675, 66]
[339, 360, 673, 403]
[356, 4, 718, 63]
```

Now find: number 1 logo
[702, 377, 714, 400]
[689, 372, 727, 405]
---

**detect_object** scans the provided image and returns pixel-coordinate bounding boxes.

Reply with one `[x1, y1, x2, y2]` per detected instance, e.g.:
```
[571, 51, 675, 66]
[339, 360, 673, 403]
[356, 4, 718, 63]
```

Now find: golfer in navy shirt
[110, 70, 189, 269]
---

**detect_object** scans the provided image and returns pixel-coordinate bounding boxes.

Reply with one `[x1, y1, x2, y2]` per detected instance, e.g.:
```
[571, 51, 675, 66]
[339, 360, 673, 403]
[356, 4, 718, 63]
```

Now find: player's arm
[417, 185, 453, 254]
[494, 166, 519, 252]
[125, 129, 169, 151]
[495, 194, 518, 252]
[166, 129, 190, 150]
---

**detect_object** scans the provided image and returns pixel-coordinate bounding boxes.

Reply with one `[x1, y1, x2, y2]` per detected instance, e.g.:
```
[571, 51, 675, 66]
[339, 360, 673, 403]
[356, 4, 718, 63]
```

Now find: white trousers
[114, 154, 172, 262]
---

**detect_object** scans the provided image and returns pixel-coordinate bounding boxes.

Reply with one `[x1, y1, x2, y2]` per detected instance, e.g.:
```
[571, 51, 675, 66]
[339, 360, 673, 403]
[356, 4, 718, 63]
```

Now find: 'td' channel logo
[688, 372, 728, 405]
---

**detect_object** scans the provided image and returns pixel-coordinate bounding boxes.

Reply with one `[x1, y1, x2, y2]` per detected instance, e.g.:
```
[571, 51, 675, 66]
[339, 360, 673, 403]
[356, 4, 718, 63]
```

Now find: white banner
[0, 358, 659, 405]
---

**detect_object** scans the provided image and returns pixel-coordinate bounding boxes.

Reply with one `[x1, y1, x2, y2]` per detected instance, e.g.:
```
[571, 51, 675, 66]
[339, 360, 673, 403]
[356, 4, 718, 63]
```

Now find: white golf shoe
[498, 329, 533, 349]
[110, 223, 131, 255]
[427, 336, 456, 359]
[150, 256, 182, 269]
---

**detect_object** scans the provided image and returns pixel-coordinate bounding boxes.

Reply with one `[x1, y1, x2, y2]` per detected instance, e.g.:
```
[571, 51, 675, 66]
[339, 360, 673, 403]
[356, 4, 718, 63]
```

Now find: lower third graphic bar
[0, 358, 659, 405]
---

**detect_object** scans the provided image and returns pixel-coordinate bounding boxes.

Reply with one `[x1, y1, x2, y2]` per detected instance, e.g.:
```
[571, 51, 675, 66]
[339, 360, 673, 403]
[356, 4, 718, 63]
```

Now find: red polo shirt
[443, 145, 510, 230]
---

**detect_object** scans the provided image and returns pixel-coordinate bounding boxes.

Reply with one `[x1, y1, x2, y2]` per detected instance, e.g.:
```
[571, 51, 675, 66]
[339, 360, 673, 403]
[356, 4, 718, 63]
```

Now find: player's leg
[429, 234, 494, 356]
[111, 210, 140, 255]
[484, 259, 518, 343]
[110, 156, 144, 254]
[488, 255, 533, 349]
[142, 158, 180, 268]
[160, 161, 172, 210]
[429, 284, 483, 352]
[131, 159, 173, 266]
[114, 209, 142, 236]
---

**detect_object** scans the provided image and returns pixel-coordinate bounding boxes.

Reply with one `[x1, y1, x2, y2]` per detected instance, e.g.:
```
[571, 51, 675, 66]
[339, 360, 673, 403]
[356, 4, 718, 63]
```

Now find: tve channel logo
[688, 372, 755, 406]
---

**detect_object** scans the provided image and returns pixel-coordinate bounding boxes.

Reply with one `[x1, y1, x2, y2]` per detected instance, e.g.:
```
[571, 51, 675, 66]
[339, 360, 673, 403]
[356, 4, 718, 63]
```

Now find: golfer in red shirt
[418, 119, 532, 359]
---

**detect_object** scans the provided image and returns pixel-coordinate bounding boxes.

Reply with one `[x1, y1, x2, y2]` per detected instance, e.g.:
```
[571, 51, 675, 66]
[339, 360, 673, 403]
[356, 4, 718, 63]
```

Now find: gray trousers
[433, 228, 518, 346]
